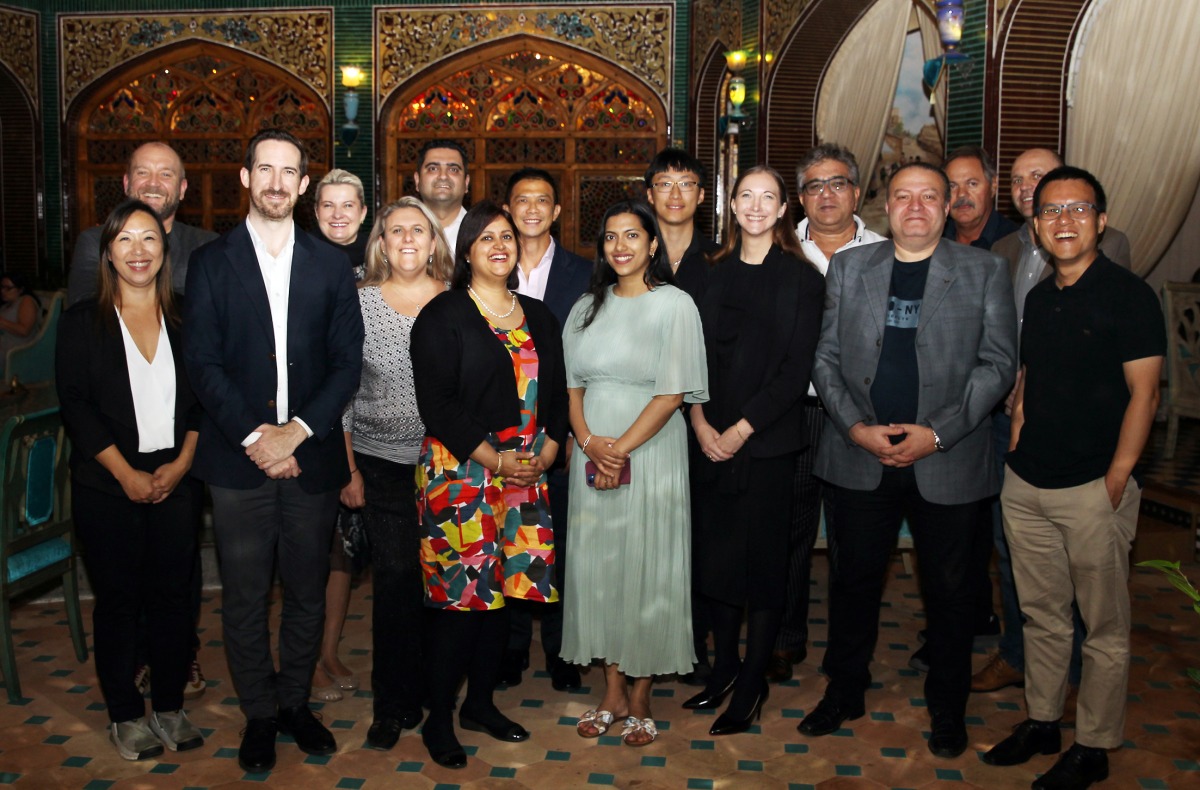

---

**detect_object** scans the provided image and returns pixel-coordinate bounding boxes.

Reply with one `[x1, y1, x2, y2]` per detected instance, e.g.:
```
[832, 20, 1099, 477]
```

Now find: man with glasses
[943, 146, 1018, 249]
[973, 148, 1133, 698]
[765, 143, 885, 684]
[983, 167, 1162, 790]
[644, 148, 718, 305]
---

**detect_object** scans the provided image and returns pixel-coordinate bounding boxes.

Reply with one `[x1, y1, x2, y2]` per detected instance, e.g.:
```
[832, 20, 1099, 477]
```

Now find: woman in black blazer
[683, 167, 826, 734]
[410, 201, 568, 769]
[56, 198, 204, 761]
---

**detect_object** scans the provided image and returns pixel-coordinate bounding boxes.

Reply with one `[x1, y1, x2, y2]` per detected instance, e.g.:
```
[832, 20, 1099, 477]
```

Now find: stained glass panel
[397, 88, 475, 132]
[578, 87, 656, 132]
[88, 88, 158, 134]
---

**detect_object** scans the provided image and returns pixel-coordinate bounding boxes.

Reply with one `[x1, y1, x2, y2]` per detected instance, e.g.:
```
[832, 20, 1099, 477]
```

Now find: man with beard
[183, 128, 364, 772]
[943, 146, 1018, 250]
[68, 142, 216, 306]
[413, 139, 470, 255]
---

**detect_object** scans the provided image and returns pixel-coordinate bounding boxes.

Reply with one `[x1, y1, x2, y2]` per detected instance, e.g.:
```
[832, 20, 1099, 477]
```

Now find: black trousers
[823, 466, 978, 716]
[74, 477, 201, 723]
[357, 452, 425, 719]
[506, 467, 567, 662]
[210, 479, 338, 720]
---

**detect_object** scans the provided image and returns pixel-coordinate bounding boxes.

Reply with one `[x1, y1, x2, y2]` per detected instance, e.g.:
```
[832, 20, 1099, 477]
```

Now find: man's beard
[251, 189, 296, 220]
[132, 189, 181, 223]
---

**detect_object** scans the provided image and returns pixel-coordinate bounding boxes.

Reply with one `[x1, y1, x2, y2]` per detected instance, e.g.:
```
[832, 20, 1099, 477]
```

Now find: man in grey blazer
[799, 162, 1017, 757]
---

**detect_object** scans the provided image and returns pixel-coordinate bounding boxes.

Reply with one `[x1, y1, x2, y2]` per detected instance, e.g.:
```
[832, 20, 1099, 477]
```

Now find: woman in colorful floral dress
[410, 201, 569, 769]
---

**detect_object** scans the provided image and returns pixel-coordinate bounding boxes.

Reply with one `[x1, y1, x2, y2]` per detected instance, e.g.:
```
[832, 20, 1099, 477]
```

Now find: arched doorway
[0, 62, 43, 278]
[66, 41, 331, 248]
[379, 36, 668, 259]
[690, 41, 731, 244]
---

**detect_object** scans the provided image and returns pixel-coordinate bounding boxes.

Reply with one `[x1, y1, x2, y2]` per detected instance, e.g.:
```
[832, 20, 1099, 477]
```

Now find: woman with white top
[56, 198, 204, 761]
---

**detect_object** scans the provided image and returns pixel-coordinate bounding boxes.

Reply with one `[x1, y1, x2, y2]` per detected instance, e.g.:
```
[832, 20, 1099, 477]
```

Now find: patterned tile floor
[3, 422, 1199, 788]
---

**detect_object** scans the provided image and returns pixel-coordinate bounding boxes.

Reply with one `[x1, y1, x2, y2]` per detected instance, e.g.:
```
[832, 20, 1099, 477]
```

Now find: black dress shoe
[1032, 743, 1108, 790]
[927, 710, 968, 758]
[765, 647, 807, 683]
[459, 708, 530, 742]
[909, 644, 931, 673]
[982, 718, 1061, 766]
[681, 675, 737, 710]
[365, 711, 422, 751]
[710, 683, 769, 736]
[548, 658, 582, 691]
[277, 705, 336, 756]
[797, 696, 865, 737]
[238, 717, 278, 772]
[497, 650, 528, 688]
[422, 718, 467, 769]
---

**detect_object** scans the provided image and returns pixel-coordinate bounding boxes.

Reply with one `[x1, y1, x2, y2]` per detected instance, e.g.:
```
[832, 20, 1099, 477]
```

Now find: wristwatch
[929, 424, 946, 452]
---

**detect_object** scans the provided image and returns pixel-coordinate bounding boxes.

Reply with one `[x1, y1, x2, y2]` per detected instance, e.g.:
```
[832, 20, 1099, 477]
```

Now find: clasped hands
[246, 422, 305, 479]
[120, 461, 188, 504]
[583, 436, 628, 491]
[695, 422, 748, 463]
[849, 422, 938, 467]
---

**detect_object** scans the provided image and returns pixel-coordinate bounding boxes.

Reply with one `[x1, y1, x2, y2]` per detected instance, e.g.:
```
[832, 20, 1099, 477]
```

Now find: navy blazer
[541, 241, 592, 330]
[56, 299, 202, 497]
[183, 222, 364, 492]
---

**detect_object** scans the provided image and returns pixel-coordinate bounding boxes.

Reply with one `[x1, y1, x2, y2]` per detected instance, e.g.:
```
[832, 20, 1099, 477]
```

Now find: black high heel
[709, 683, 769, 736]
[681, 675, 737, 710]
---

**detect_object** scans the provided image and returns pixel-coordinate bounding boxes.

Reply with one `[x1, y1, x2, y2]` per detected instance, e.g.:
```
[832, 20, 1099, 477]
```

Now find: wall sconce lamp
[340, 65, 365, 153]
[724, 50, 749, 122]
[920, 0, 972, 98]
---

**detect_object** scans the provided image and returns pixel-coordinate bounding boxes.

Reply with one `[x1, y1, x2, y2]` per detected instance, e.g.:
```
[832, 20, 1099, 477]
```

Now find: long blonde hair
[360, 197, 454, 286]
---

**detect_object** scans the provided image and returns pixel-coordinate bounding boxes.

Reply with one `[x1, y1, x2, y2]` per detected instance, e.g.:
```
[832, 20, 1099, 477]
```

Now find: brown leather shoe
[764, 648, 806, 683]
[970, 653, 1024, 692]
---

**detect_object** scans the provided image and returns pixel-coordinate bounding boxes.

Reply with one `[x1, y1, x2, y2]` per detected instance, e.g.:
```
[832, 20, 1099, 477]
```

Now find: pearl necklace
[468, 285, 517, 319]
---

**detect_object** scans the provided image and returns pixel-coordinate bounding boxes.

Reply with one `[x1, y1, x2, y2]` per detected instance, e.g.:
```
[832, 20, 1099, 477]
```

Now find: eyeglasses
[801, 176, 855, 196]
[0, 285, 16, 292]
[651, 179, 699, 193]
[1038, 202, 1098, 219]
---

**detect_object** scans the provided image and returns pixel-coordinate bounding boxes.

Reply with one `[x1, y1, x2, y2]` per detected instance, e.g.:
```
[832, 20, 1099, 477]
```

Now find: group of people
[56, 128, 1162, 790]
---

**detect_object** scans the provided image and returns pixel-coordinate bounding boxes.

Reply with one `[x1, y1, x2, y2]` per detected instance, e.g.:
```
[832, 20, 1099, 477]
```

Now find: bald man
[68, 142, 217, 306]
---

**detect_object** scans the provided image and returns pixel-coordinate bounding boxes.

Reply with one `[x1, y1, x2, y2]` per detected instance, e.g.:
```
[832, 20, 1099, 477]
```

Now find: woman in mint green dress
[561, 200, 708, 747]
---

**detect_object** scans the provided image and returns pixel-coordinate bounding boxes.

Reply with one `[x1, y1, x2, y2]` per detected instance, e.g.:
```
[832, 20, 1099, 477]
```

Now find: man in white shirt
[768, 143, 886, 684]
[184, 129, 364, 773]
[414, 139, 470, 256]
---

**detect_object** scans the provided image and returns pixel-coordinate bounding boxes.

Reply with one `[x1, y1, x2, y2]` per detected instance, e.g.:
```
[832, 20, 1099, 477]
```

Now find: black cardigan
[410, 290, 569, 461]
[697, 244, 826, 461]
[56, 298, 202, 496]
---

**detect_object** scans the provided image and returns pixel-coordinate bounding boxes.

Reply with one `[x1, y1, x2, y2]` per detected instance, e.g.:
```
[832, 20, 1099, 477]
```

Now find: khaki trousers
[1001, 467, 1139, 749]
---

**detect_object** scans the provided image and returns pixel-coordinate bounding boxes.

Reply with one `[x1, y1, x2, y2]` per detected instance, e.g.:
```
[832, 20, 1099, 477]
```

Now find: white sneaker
[149, 709, 204, 751]
[110, 717, 164, 761]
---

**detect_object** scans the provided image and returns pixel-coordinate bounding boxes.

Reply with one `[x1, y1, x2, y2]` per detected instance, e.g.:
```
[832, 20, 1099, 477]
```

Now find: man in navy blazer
[801, 163, 1016, 756]
[500, 167, 590, 691]
[183, 129, 364, 772]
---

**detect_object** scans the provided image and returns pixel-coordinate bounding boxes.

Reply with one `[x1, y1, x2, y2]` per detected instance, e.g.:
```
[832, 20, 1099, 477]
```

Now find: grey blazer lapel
[860, 243, 894, 332]
[917, 244, 957, 337]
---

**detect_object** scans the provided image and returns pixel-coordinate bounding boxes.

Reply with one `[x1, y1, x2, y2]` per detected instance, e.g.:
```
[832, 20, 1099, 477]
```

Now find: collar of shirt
[245, 216, 296, 272]
[516, 237, 556, 301]
[797, 215, 876, 274]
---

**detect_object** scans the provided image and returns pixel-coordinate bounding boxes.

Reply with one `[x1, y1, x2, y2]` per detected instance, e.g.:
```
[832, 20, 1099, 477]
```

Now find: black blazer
[542, 241, 592, 330]
[411, 290, 568, 462]
[183, 222, 364, 492]
[674, 233, 720, 305]
[697, 244, 826, 461]
[56, 299, 202, 497]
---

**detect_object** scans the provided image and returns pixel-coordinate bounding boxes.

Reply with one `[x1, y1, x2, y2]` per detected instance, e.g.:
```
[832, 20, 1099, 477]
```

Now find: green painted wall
[945, 0, 987, 152]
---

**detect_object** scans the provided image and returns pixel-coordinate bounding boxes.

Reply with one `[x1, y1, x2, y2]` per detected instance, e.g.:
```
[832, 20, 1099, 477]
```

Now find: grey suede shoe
[110, 717, 164, 760]
[149, 709, 204, 751]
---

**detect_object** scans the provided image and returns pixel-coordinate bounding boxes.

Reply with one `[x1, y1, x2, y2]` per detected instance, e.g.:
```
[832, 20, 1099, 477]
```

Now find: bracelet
[581, 434, 593, 451]
[735, 423, 750, 441]
[495, 453, 504, 475]
[349, 468, 360, 475]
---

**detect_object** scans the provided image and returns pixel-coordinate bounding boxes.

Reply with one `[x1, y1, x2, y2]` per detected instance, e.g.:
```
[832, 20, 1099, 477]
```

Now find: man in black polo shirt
[983, 167, 1164, 789]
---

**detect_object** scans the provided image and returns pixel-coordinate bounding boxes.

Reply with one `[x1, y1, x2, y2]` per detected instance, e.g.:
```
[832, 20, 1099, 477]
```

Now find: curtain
[816, 0, 912, 203]
[1066, 0, 1200, 276]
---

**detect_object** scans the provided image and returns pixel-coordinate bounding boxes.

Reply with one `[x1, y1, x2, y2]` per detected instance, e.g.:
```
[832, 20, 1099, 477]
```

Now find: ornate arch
[690, 41, 732, 242]
[65, 40, 332, 246]
[0, 6, 43, 278]
[378, 35, 668, 258]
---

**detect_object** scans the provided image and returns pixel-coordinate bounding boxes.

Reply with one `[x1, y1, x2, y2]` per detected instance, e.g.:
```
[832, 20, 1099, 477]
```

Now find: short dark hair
[644, 148, 707, 189]
[1032, 165, 1108, 214]
[418, 139, 470, 170]
[450, 201, 519, 290]
[797, 142, 860, 189]
[944, 145, 996, 183]
[244, 128, 308, 177]
[890, 161, 952, 202]
[505, 167, 559, 206]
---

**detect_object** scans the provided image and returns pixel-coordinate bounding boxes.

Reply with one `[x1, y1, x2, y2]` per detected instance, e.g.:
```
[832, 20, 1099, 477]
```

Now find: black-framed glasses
[1038, 202, 1098, 219]
[651, 179, 699, 193]
[801, 176, 855, 196]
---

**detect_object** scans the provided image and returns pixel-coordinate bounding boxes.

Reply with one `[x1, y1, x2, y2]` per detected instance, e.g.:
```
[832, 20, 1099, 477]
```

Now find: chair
[4, 291, 64, 387]
[0, 407, 87, 703]
[1163, 282, 1200, 459]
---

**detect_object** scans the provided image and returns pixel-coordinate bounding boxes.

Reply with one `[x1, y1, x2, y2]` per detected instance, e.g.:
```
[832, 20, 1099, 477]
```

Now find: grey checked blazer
[812, 239, 1017, 505]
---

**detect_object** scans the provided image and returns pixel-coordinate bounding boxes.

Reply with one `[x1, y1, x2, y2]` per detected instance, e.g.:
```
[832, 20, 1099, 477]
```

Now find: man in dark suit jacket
[801, 163, 1016, 757]
[500, 167, 590, 691]
[183, 129, 364, 773]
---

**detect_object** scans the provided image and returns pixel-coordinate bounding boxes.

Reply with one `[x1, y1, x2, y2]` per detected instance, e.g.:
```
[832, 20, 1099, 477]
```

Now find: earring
[383, 254, 390, 266]
[428, 255, 433, 265]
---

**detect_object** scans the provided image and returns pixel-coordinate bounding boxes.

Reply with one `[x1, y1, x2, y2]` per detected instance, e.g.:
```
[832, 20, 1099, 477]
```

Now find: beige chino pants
[1001, 467, 1139, 749]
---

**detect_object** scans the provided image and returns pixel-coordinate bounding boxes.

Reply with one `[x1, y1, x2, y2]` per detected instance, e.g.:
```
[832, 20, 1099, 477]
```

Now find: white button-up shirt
[516, 238, 555, 301]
